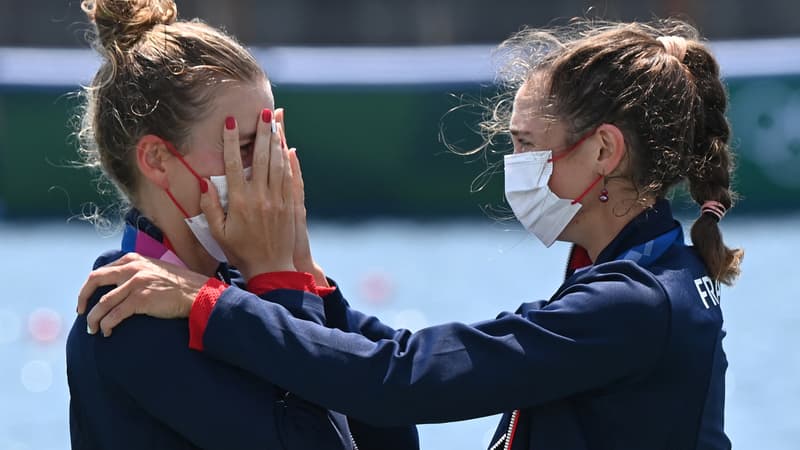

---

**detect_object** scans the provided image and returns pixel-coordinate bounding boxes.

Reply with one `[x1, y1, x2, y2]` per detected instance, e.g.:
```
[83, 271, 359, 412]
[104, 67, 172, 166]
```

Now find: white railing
[0, 37, 799, 87]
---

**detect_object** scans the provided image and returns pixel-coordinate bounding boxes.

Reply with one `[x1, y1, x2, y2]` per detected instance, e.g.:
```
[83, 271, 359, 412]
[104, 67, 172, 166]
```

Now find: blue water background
[0, 215, 797, 449]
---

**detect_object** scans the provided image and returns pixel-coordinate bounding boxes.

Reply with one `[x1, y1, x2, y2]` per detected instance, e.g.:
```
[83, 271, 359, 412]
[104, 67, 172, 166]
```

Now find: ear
[594, 123, 626, 176]
[135, 134, 171, 189]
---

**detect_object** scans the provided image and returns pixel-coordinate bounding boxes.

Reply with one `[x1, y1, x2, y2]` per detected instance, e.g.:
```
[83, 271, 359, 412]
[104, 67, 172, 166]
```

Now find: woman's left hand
[201, 109, 296, 280]
[76, 253, 207, 336]
[276, 108, 329, 287]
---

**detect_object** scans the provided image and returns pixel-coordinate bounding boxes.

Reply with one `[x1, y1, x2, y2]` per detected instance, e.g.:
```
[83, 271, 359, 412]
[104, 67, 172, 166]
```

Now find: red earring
[599, 178, 609, 203]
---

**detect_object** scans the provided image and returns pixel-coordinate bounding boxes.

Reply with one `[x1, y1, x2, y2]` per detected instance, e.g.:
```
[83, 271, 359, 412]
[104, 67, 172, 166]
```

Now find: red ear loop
[162, 140, 208, 219]
[570, 175, 604, 205]
[164, 189, 192, 219]
[548, 128, 598, 163]
[544, 128, 605, 206]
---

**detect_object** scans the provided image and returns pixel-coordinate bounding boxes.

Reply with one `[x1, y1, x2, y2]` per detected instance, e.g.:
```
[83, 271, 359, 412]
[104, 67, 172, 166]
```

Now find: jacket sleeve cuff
[189, 278, 229, 351]
[246, 271, 319, 295]
[316, 286, 338, 297]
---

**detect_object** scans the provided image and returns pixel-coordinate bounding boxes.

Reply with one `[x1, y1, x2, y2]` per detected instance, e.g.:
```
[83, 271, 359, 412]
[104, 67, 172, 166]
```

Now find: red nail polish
[199, 178, 208, 194]
[225, 116, 236, 130]
[262, 108, 272, 123]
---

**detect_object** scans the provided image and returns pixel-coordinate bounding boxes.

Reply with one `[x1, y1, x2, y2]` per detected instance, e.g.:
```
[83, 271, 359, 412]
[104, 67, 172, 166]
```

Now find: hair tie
[701, 200, 727, 222]
[657, 36, 688, 62]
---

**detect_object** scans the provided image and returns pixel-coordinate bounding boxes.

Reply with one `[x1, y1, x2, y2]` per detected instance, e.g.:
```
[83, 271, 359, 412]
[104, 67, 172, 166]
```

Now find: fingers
[97, 289, 141, 337]
[252, 108, 273, 189]
[282, 144, 294, 206]
[276, 108, 288, 149]
[98, 305, 131, 338]
[76, 252, 140, 314]
[77, 270, 105, 315]
[86, 280, 132, 335]
[223, 116, 245, 197]
[288, 148, 305, 207]
[268, 123, 286, 197]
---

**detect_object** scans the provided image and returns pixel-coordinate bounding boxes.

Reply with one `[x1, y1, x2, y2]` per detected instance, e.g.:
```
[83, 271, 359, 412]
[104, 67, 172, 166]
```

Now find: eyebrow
[509, 128, 531, 137]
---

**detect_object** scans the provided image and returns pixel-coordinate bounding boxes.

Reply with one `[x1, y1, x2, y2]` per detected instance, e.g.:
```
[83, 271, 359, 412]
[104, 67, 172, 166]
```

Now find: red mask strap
[163, 140, 208, 193]
[161, 139, 207, 218]
[165, 188, 192, 219]
[549, 127, 599, 163]
[571, 175, 604, 205]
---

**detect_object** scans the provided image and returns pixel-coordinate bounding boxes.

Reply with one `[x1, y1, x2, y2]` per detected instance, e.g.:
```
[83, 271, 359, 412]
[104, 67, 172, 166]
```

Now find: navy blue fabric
[197, 199, 731, 450]
[67, 212, 417, 449]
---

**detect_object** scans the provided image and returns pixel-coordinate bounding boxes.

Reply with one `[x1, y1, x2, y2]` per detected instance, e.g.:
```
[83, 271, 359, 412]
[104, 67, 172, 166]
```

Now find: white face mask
[208, 167, 252, 211]
[184, 214, 228, 262]
[504, 151, 583, 247]
[183, 167, 253, 263]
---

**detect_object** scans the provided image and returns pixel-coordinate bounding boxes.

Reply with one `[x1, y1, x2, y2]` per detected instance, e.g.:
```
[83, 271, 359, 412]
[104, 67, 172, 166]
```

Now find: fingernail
[87, 324, 95, 335]
[261, 108, 272, 123]
[199, 178, 208, 194]
[225, 116, 236, 130]
[271, 118, 278, 134]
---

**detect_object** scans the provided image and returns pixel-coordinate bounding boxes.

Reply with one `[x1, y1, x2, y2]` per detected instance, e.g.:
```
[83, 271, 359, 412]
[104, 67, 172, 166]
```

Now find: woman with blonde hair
[67, 1, 418, 449]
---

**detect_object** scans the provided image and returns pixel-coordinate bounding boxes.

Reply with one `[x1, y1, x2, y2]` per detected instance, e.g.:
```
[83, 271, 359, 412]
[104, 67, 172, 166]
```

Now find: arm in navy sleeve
[224, 273, 421, 449]
[321, 280, 414, 343]
[248, 273, 410, 343]
[194, 261, 671, 426]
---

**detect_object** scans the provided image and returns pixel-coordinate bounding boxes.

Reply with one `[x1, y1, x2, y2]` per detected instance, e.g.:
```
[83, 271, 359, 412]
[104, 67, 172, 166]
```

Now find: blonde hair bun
[82, 0, 177, 52]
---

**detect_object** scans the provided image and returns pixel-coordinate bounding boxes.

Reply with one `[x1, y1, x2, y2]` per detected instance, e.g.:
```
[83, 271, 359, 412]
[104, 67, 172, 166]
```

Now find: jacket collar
[595, 198, 680, 265]
[565, 199, 681, 277]
[121, 209, 186, 268]
[121, 209, 237, 285]
[124, 209, 166, 245]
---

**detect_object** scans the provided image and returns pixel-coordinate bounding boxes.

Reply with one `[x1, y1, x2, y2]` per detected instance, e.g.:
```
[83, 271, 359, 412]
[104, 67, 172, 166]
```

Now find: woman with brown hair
[66, 1, 418, 449]
[79, 18, 742, 450]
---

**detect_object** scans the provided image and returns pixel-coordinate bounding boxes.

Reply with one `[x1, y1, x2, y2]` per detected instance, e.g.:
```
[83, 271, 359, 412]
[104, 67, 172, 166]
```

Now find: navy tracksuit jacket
[66, 211, 419, 450]
[188, 199, 732, 449]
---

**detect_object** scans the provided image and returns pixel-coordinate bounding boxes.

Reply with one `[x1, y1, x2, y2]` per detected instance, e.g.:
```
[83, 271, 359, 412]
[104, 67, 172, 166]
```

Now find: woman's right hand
[201, 110, 296, 280]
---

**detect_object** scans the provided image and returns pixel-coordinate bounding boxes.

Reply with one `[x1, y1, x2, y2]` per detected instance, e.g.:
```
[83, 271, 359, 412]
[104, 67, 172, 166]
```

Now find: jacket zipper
[490, 247, 575, 450]
[489, 409, 520, 450]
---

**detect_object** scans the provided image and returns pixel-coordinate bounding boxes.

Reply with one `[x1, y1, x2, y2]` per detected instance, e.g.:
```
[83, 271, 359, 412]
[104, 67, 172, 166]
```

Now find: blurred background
[1, 1, 798, 449]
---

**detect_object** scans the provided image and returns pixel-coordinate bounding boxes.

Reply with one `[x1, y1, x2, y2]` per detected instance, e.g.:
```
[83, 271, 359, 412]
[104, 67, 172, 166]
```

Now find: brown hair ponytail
[474, 19, 743, 285]
[683, 42, 744, 285]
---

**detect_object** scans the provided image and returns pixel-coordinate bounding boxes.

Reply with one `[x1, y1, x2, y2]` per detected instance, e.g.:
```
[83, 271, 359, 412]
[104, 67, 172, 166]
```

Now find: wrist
[296, 260, 328, 288]
[182, 273, 209, 316]
[247, 271, 318, 295]
[310, 263, 329, 287]
[241, 262, 296, 282]
[293, 255, 314, 272]
[189, 278, 229, 351]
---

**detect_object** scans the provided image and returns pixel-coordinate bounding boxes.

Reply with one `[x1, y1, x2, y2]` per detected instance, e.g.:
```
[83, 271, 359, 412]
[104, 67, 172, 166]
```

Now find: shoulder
[68, 249, 126, 352]
[511, 260, 672, 370]
[93, 249, 126, 269]
[558, 259, 669, 308]
[545, 260, 670, 331]
[72, 250, 191, 372]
